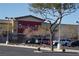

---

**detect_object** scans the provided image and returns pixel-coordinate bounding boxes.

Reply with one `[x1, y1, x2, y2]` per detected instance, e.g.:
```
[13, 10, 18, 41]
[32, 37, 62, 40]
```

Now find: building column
[12, 19, 14, 33]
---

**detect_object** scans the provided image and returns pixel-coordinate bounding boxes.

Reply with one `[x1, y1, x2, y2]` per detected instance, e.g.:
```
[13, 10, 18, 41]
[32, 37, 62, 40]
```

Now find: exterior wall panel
[17, 21, 42, 33]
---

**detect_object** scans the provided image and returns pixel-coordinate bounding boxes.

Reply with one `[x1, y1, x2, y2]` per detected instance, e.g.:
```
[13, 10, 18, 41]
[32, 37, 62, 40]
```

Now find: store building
[0, 15, 78, 41]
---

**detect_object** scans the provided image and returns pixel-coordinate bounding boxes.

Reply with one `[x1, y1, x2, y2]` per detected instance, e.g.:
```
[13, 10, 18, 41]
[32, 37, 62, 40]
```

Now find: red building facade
[15, 15, 44, 34]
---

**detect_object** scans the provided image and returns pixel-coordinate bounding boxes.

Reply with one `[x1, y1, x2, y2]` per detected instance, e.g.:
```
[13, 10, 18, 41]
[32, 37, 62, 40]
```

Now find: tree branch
[62, 9, 77, 17]
[52, 16, 62, 37]
[51, 17, 60, 27]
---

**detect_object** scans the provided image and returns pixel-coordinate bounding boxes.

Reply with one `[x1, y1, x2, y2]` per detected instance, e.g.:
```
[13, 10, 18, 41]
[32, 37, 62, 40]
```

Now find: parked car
[60, 39, 71, 46]
[26, 38, 41, 44]
[70, 40, 79, 47]
[42, 39, 50, 45]
[25, 38, 50, 45]
[9, 33, 25, 43]
[53, 39, 72, 46]
[25, 38, 36, 44]
[53, 40, 58, 46]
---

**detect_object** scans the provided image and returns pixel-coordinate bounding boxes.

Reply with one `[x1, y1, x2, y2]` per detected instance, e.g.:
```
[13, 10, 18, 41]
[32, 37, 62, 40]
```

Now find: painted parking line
[34, 50, 42, 53]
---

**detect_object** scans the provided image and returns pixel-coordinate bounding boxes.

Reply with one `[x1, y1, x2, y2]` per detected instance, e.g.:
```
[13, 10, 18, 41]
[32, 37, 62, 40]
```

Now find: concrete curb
[0, 43, 79, 53]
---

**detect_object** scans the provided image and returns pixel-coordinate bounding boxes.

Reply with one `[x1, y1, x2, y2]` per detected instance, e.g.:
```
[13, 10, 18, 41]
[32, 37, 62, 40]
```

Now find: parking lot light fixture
[5, 17, 9, 45]
[57, 22, 61, 50]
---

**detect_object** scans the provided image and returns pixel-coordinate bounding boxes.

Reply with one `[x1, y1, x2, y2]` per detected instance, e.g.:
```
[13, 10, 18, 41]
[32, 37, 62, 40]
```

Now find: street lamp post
[5, 17, 16, 45]
[57, 21, 61, 49]
[76, 21, 79, 40]
[5, 17, 9, 45]
[57, 4, 63, 50]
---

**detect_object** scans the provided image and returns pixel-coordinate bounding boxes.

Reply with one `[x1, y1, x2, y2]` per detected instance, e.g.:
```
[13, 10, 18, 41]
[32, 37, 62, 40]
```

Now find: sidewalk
[0, 43, 79, 53]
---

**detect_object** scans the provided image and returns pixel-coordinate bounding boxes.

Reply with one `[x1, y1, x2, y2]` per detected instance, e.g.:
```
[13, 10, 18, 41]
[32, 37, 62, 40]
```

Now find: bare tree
[29, 3, 78, 51]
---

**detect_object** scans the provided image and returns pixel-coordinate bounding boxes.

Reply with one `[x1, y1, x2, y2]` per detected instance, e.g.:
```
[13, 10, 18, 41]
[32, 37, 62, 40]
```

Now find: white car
[53, 40, 58, 46]
[53, 39, 72, 46]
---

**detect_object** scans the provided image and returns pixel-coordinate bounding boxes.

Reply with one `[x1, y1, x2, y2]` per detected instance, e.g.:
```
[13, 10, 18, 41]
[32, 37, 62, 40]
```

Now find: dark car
[25, 38, 42, 44]
[70, 40, 79, 47]
[25, 38, 36, 44]
[42, 39, 50, 45]
[9, 33, 25, 43]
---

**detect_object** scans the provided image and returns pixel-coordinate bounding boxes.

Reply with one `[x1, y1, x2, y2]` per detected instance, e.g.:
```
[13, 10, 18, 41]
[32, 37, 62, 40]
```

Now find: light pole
[5, 17, 10, 45]
[57, 20, 61, 49]
[76, 21, 79, 40]
[57, 4, 64, 50]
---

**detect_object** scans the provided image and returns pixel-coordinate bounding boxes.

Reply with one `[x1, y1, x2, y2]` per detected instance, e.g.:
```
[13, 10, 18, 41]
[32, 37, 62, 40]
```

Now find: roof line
[15, 15, 44, 21]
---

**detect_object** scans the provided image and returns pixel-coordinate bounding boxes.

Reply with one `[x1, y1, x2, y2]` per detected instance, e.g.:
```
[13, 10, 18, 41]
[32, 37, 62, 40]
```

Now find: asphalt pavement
[0, 44, 79, 56]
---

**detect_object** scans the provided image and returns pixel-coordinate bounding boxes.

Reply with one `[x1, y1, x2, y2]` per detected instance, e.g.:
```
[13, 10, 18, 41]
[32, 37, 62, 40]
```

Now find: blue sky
[0, 3, 79, 24]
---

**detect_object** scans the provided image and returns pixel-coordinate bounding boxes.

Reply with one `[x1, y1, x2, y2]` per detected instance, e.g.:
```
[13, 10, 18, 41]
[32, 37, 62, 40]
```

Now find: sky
[0, 3, 79, 25]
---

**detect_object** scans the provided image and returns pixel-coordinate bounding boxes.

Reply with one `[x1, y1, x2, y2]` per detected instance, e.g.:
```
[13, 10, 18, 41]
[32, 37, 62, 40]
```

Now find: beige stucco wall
[0, 23, 12, 35]
[55, 24, 78, 39]
[41, 23, 78, 40]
